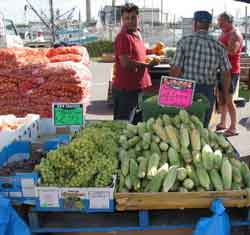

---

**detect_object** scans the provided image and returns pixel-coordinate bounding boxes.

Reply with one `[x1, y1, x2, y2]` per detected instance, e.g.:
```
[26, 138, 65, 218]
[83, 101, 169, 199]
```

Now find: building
[140, 8, 161, 25]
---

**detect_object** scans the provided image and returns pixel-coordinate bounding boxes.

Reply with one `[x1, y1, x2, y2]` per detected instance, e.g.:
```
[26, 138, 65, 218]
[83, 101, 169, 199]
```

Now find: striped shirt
[173, 31, 231, 85]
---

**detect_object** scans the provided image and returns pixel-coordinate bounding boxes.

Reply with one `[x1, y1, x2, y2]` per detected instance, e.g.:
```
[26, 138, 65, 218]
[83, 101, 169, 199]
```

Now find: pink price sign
[158, 76, 196, 109]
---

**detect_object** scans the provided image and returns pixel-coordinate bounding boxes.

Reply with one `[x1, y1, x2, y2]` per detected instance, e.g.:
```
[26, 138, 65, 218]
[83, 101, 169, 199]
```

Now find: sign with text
[53, 103, 84, 127]
[158, 76, 196, 109]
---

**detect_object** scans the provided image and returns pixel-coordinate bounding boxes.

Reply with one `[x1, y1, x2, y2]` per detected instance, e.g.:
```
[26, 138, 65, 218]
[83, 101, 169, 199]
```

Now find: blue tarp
[0, 196, 30, 235]
[193, 199, 231, 235]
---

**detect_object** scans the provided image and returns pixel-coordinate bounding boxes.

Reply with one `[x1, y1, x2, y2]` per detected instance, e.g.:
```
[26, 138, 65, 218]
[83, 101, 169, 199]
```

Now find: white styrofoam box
[16, 114, 40, 141]
[0, 130, 17, 152]
[39, 118, 56, 135]
[0, 114, 40, 151]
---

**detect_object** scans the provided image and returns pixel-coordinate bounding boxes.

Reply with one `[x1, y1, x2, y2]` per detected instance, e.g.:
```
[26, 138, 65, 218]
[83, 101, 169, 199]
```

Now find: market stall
[1, 46, 250, 235]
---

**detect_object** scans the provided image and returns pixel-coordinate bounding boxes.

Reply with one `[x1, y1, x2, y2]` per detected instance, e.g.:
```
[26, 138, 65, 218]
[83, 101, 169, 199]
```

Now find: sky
[0, 0, 249, 23]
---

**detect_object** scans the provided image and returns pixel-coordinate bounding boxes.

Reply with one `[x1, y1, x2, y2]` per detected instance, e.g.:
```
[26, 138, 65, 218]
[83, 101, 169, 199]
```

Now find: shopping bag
[6, 208, 31, 235]
[0, 196, 10, 235]
[193, 198, 231, 235]
[0, 196, 30, 235]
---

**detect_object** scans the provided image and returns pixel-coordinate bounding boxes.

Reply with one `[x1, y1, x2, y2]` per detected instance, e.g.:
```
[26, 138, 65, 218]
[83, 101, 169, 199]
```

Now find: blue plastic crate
[0, 141, 38, 203]
[42, 134, 71, 152]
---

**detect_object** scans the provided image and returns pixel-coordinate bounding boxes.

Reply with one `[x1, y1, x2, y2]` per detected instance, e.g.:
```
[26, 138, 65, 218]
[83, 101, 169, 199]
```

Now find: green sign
[53, 103, 84, 126]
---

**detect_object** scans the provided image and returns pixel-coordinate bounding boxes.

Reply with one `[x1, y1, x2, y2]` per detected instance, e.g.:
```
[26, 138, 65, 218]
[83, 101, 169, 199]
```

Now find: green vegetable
[138, 158, 147, 178]
[159, 142, 169, 152]
[201, 144, 214, 170]
[162, 166, 178, 192]
[221, 158, 232, 190]
[183, 178, 194, 190]
[209, 169, 224, 191]
[180, 125, 190, 148]
[196, 166, 211, 191]
[147, 153, 160, 179]
[168, 147, 181, 166]
[121, 157, 130, 176]
[177, 167, 187, 181]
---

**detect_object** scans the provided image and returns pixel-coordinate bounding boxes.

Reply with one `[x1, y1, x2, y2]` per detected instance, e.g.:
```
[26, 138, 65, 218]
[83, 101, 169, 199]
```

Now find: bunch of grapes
[35, 122, 124, 187]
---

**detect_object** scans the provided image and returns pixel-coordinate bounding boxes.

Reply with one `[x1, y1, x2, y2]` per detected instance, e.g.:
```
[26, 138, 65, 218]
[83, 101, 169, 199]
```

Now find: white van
[0, 13, 23, 48]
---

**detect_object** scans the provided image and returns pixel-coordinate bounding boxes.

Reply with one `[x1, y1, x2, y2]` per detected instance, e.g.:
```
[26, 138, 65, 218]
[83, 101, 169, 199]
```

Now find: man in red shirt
[217, 12, 243, 136]
[112, 3, 158, 122]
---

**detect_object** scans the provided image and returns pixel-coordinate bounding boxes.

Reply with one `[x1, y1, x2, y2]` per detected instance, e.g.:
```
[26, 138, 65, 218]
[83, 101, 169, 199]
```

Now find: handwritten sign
[158, 76, 196, 109]
[53, 103, 84, 127]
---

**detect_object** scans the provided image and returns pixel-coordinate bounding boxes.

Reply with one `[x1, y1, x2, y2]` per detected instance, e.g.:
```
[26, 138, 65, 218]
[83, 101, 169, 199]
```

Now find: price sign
[53, 103, 84, 127]
[38, 188, 60, 208]
[158, 76, 196, 109]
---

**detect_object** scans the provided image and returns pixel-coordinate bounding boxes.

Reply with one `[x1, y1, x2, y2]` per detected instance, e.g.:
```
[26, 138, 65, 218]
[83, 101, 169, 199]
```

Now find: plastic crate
[142, 94, 209, 122]
[0, 134, 71, 204]
[0, 141, 39, 203]
[42, 134, 71, 152]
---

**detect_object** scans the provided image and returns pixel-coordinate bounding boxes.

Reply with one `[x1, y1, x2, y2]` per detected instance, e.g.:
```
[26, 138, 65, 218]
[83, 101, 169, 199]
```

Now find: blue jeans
[194, 84, 216, 128]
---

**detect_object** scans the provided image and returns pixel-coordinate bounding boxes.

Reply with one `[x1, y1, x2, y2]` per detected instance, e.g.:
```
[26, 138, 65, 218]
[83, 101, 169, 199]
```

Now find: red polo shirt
[219, 28, 243, 74]
[113, 26, 151, 91]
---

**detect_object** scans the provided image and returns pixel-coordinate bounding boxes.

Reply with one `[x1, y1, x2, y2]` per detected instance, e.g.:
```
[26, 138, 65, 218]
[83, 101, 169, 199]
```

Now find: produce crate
[115, 190, 250, 211]
[141, 94, 209, 122]
[0, 135, 71, 204]
[34, 176, 116, 213]
[0, 141, 39, 203]
[0, 114, 40, 152]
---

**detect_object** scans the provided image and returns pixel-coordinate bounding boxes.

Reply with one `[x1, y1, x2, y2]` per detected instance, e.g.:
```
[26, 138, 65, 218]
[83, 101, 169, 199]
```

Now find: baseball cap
[193, 11, 212, 23]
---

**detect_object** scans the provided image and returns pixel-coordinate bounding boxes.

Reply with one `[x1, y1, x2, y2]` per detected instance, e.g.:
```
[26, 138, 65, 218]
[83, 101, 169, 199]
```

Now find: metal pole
[245, 6, 248, 55]
[161, 0, 163, 24]
[211, 8, 214, 31]
[173, 14, 176, 46]
[49, 0, 56, 45]
[86, 0, 91, 23]
[151, 0, 154, 28]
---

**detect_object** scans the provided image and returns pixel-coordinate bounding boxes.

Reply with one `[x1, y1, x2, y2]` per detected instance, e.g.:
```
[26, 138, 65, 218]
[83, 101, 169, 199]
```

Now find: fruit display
[145, 55, 161, 64]
[117, 110, 250, 193]
[152, 41, 167, 56]
[35, 121, 126, 187]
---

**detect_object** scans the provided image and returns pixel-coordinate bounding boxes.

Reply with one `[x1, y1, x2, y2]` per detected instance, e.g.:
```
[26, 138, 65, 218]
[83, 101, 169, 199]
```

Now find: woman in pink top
[217, 12, 243, 137]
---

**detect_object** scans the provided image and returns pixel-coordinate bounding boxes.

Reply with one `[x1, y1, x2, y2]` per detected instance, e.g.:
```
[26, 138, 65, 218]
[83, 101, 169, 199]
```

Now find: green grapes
[35, 121, 124, 187]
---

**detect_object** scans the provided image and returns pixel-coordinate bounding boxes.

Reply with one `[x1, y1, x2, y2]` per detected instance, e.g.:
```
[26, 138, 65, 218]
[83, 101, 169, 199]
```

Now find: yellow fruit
[155, 41, 165, 50]
[152, 56, 161, 63]
[145, 57, 153, 63]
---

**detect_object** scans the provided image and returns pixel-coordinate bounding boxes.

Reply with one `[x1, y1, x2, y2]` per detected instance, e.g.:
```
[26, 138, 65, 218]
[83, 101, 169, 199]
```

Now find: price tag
[88, 191, 110, 209]
[53, 103, 84, 127]
[21, 178, 36, 198]
[38, 188, 60, 208]
[158, 76, 196, 109]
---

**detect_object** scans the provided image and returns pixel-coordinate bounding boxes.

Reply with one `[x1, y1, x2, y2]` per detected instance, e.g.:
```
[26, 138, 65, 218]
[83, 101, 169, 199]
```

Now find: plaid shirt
[173, 31, 231, 85]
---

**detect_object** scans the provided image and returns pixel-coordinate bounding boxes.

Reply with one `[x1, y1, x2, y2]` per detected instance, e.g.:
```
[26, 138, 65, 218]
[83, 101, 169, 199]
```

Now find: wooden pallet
[115, 190, 250, 211]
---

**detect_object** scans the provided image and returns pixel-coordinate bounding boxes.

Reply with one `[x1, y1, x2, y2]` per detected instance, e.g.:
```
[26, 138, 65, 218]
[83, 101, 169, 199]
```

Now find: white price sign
[88, 191, 110, 209]
[39, 188, 60, 208]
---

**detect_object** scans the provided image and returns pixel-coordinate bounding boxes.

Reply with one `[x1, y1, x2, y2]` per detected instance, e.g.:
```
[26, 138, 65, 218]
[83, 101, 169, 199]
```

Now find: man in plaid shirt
[170, 11, 231, 127]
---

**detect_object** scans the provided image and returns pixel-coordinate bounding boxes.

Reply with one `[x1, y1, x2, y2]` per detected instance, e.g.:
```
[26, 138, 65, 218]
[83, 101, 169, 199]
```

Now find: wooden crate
[115, 191, 250, 211]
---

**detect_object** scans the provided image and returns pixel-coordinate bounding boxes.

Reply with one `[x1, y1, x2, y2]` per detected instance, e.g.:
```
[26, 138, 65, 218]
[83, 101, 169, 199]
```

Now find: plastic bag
[193, 199, 231, 235]
[0, 196, 30, 235]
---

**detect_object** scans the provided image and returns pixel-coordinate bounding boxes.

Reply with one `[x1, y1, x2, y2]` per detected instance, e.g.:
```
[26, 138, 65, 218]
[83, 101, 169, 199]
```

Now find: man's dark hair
[121, 3, 139, 15]
[219, 12, 234, 23]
